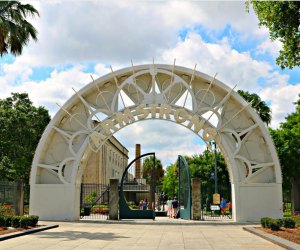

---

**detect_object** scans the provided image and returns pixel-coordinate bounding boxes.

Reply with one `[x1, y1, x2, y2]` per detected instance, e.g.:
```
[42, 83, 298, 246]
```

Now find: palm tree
[0, 1, 39, 56]
[238, 90, 272, 125]
[142, 156, 165, 186]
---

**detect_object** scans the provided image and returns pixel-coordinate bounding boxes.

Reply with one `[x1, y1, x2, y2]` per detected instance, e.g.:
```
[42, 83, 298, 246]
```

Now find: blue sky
[0, 1, 299, 166]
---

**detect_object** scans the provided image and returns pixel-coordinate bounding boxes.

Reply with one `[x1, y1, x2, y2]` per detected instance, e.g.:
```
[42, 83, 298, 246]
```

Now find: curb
[243, 227, 300, 250]
[77, 219, 257, 226]
[0, 225, 59, 241]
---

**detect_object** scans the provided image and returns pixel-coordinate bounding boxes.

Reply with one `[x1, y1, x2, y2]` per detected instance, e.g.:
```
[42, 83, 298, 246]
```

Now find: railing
[0, 180, 29, 216]
[122, 184, 150, 192]
[80, 184, 110, 220]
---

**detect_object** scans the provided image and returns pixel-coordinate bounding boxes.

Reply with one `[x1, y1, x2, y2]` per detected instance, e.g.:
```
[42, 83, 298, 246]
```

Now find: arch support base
[29, 184, 80, 221]
[232, 183, 283, 222]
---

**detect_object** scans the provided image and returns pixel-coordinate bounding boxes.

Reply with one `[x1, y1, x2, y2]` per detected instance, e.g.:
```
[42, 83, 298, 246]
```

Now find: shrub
[20, 217, 31, 228]
[4, 216, 12, 227]
[0, 216, 5, 227]
[11, 216, 21, 228]
[29, 215, 39, 226]
[291, 215, 300, 226]
[261, 217, 272, 228]
[85, 192, 97, 204]
[277, 218, 283, 227]
[270, 219, 281, 231]
[0, 203, 15, 216]
[282, 218, 296, 228]
[0, 215, 39, 228]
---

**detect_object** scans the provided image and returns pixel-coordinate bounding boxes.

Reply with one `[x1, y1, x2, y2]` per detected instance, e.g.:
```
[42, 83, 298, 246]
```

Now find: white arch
[29, 64, 282, 222]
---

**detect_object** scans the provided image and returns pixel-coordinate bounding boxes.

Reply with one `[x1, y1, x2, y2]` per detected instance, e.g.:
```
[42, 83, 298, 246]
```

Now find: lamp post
[210, 141, 218, 194]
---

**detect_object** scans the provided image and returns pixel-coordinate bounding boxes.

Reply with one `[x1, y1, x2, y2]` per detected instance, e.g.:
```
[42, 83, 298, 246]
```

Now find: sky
[0, 1, 299, 166]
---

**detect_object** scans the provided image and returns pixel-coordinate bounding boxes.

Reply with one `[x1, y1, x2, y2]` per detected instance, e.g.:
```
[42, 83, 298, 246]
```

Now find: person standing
[172, 196, 179, 218]
[220, 197, 227, 215]
[139, 200, 143, 210]
[167, 196, 173, 218]
[142, 199, 148, 210]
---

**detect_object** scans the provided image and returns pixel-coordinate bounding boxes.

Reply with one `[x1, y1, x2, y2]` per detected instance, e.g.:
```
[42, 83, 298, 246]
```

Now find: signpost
[213, 193, 220, 205]
[210, 205, 220, 211]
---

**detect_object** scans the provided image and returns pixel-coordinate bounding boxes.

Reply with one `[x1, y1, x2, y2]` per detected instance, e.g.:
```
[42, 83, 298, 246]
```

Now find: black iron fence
[80, 184, 109, 220]
[200, 182, 232, 221]
[0, 180, 29, 216]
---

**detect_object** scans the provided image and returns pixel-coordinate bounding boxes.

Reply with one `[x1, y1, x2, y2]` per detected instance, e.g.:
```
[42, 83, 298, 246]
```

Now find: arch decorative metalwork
[178, 155, 191, 220]
[119, 152, 155, 220]
[29, 63, 282, 222]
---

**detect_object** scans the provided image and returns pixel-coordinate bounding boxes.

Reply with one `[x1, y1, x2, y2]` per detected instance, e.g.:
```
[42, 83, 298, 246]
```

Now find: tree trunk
[16, 179, 24, 216]
[291, 177, 300, 214]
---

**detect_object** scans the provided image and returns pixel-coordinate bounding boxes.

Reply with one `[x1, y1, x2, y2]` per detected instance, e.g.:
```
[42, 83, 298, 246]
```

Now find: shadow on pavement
[35, 230, 129, 241]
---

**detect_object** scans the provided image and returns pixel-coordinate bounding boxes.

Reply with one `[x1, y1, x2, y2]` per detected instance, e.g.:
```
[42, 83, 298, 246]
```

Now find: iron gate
[80, 184, 109, 220]
[200, 182, 232, 221]
[178, 155, 191, 219]
[119, 152, 155, 220]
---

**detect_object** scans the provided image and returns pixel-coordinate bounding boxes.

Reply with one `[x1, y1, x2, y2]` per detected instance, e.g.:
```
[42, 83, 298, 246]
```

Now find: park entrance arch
[29, 64, 282, 222]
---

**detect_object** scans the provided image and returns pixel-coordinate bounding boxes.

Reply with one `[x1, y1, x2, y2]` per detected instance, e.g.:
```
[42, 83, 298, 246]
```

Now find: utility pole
[213, 141, 218, 194]
[210, 141, 219, 205]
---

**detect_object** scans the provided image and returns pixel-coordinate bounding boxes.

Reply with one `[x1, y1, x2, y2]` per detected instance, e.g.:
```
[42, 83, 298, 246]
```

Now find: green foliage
[11, 216, 21, 228]
[0, 216, 5, 227]
[4, 216, 11, 227]
[142, 156, 164, 187]
[30, 215, 39, 226]
[162, 150, 230, 200]
[91, 204, 108, 209]
[270, 219, 281, 231]
[0, 203, 15, 216]
[250, 1, 300, 69]
[186, 150, 229, 184]
[128, 201, 137, 210]
[162, 163, 178, 196]
[0, 1, 39, 56]
[0, 93, 51, 183]
[261, 217, 273, 228]
[238, 90, 272, 125]
[84, 192, 97, 204]
[282, 218, 296, 228]
[291, 215, 300, 226]
[0, 215, 38, 228]
[261, 217, 296, 230]
[270, 95, 300, 206]
[19, 216, 31, 228]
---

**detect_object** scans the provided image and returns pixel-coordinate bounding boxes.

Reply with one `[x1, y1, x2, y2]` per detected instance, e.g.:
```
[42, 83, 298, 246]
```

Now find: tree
[185, 151, 230, 203]
[162, 163, 178, 197]
[250, 1, 300, 69]
[162, 151, 231, 202]
[142, 156, 164, 187]
[0, 1, 39, 56]
[270, 94, 300, 213]
[0, 93, 51, 183]
[238, 90, 272, 125]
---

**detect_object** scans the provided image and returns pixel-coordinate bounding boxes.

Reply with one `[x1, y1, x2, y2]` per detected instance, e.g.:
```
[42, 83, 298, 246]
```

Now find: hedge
[282, 218, 296, 228]
[261, 217, 296, 231]
[0, 215, 39, 228]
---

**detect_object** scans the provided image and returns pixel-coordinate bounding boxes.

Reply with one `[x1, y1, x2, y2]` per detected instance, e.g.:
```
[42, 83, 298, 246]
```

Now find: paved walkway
[0, 219, 284, 250]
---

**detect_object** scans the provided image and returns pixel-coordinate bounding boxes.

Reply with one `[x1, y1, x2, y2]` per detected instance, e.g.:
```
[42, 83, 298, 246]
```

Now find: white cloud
[94, 64, 111, 76]
[0, 1, 297, 166]
[114, 120, 206, 167]
[260, 80, 300, 128]
[0, 58, 33, 90]
[257, 39, 282, 58]
[162, 33, 272, 91]
[9, 1, 268, 68]
[0, 64, 98, 117]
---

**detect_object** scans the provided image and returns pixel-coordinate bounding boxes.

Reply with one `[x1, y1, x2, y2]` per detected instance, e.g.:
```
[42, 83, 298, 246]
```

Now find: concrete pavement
[0, 219, 284, 250]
